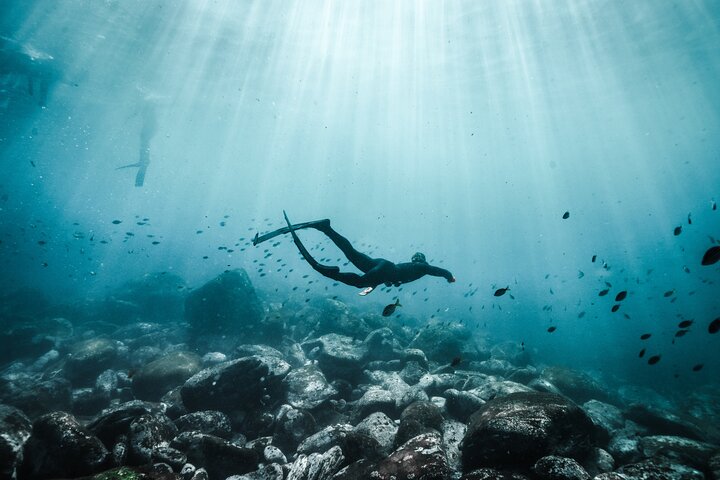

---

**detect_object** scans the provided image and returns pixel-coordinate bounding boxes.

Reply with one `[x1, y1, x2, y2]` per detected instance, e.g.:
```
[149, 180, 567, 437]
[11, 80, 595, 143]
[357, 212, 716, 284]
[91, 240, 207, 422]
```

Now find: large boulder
[531, 455, 590, 480]
[132, 351, 202, 401]
[353, 412, 398, 457]
[126, 412, 179, 466]
[283, 364, 337, 410]
[296, 423, 353, 455]
[0, 376, 72, 419]
[181, 355, 290, 413]
[625, 404, 705, 441]
[638, 435, 719, 470]
[285, 445, 344, 480]
[616, 458, 704, 479]
[112, 272, 188, 322]
[184, 269, 263, 336]
[175, 411, 233, 439]
[374, 433, 451, 480]
[541, 367, 613, 404]
[395, 401, 444, 447]
[461, 392, 597, 471]
[18, 412, 109, 479]
[409, 323, 469, 362]
[0, 404, 32, 480]
[65, 338, 124, 385]
[363, 328, 405, 362]
[302, 334, 367, 382]
[171, 432, 259, 479]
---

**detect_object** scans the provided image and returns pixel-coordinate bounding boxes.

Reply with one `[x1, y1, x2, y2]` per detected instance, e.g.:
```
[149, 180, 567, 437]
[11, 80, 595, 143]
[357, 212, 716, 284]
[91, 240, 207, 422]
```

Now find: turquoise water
[1, 1, 719, 392]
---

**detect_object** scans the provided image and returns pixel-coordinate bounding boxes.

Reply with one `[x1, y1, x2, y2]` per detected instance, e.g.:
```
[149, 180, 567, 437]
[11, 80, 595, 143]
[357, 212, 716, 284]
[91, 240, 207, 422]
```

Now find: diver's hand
[448, 277, 456, 283]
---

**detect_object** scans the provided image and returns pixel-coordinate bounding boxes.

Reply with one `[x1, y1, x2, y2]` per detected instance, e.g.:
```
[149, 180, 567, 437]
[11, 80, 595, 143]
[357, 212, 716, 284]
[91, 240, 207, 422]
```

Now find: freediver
[254, 212, 455, 295]
[117, 99, 157, 187]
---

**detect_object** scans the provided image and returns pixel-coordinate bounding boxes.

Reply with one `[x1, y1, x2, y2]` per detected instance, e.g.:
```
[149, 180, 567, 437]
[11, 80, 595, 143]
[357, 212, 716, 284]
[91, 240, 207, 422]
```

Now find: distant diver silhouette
[117, 100, 157, 187]
[254, 211, 455, 295]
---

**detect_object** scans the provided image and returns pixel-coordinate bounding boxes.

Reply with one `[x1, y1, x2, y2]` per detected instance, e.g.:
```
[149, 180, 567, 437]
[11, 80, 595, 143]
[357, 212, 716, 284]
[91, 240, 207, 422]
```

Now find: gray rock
[352, 388, 397, 420]
[617, 458, 704, 479]
[127, 412, 178, 465]
[87, 400, 162, 446]
[541, 366, 613, 404]
[283, 365, 337, 410]
[175, 410, 232, 439]
[184, 269, 263, 336]
[708, 453, 720, 480]
[608, 434, 641, 465]
[273, 404, 317, 453]
[201, 352, 227, 367]
[353, 412, 398, 456]
[476, 359, 516, 377]
[445, 388, 486, 422]
[582, 447, 614, 477]
[532, 455, 590, 480]
[442, 419, 466, 473]
[227, 463, 284, 480]
[71, 387, 110, 416]
[582, 400, 624, 439]
[132, 351, 202, 401]
[527, 378, 565, 396]
[302, 334, 367, 382]
[296, 423, 353, 455]
[235, 344, 285, 359]
[112, 272, 188, 323]
[263, 445, 286, 464]
[171, 432, 259, 479]
[409, 323, 469, 362]
[402, 348, 429, 368]
[373, 433, 450, 480]
[395, 400, 444, 447]
[490, 341, 530, 366]
[0, 376, 72, 419]
[65, 338, 122, 385]
[467, 377, 533, 401]
[95, 369, 119, 396]
[461, 392, 597, 470]
[286, 445, 344, 480]
[460, 469, 531, 479]
[363, 328, 404, 361]
[625, 404, 705, 442]
[399, 360, 427, 385]
[191, 467, 209, 480]
[0, 404, 31, 480]
[639, 435, 719, 469]
[181, 355, 291, 413]
[18, 411, 109, 479]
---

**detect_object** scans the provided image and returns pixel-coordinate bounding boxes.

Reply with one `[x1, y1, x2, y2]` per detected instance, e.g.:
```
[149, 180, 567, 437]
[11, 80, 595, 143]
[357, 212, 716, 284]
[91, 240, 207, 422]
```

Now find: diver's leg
[283, 211, 339, 274]
[313, 222, 377, 273]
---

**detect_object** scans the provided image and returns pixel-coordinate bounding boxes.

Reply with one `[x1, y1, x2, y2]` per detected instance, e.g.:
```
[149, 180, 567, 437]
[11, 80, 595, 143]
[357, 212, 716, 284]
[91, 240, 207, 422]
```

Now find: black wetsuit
[283, 216, 454, 291]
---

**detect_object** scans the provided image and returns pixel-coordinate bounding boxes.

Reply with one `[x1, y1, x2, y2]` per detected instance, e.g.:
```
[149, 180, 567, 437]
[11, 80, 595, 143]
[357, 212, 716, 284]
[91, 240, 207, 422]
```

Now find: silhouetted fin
[116, 162, 142, 170]
[134, 164, 148, 187]
[252, 219, 330, 246]
[283, 211, 338, 273]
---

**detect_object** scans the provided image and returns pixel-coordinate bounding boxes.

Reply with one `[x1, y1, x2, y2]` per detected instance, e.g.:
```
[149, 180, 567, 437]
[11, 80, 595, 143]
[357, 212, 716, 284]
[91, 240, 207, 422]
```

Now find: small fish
[562, 211, 570, 219]
[547, 326, 557, 333]
[611, 304, 620, 313]
[577, 270, 584, 279]
[30, 160, 36, 167]
[647, 355, 661, 365]
[687, 213, 692, 225]
[598, 289, 609, 297]
[674, 329, 689, 338]
[450, 356, 462, 367]
[382, 299, 401, 317]
[713, 200, 717, 211]
[701, 246, 720, 266]
[615, 290, 627, 302]
[639, 348, 646, 358]
[683, 266, 690, 274]
[112, 220, 122, 224]
[692, 364, 704, 372]
[678, 320, 693, 329]
[708, 317, 720, 334]
[640, 333, 651, 340]
[673, 226, 682, 236]
[663, 290, 674, 298]
[494, 286, 510, 297]
[591, 254, 597, 263]
[578, 311, 586, 318]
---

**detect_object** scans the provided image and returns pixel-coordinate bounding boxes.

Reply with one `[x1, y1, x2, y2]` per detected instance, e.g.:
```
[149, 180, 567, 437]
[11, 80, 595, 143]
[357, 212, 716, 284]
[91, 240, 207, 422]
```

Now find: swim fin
[253, 218, 330, 246]
[283, 211, 338, 274]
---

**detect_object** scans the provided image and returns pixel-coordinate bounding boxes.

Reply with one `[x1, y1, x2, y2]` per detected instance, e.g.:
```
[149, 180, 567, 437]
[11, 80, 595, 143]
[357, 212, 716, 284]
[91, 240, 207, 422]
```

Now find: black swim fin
[252, 218, 330, 246]
[283, 211, 338, 274]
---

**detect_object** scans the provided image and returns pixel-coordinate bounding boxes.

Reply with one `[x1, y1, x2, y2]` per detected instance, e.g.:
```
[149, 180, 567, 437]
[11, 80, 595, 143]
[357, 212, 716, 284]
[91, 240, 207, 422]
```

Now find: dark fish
[611, 304, 620, 313]
[647, 355, 661, 365]
[678, 320, 693, 329]
[547, 326, 557, 333]
[708, 317, 720, 334]
[673, 226, 682, 236]
[692, 364, 704, 372]
[674, 329, 689, 338]
[382, 299, 401, 317]
[639, 348, 646, 358]
[578, 311, 586, 318]
[598, 289, 609, 297]
[640, 333, 651, 340]
[687, 213, 692, 225]
[683, 266, 690, 274]
[494, 286, 510, 297]
[663, 290, 674, 297]
[591, 254, 597, 263]
[112, 220, 122, 224]
[578, 270, 584, 279]
[30, 160, 36, 167]
[450, 356, 462, 367]
[701, 246, 720, 266]
[562, 211, 570, 219]
[615, 290, 627, 301]
[713, 200, 717, 211]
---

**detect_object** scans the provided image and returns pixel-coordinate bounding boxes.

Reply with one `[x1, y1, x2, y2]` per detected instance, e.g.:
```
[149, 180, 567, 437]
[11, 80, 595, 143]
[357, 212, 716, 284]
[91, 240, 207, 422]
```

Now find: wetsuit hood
[411, 252, 427, 263]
